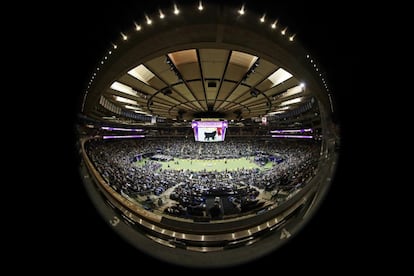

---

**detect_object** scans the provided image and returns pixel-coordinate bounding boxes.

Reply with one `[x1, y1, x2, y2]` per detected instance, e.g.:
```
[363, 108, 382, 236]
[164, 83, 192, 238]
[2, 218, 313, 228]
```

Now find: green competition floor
[135, 157, 273, 172]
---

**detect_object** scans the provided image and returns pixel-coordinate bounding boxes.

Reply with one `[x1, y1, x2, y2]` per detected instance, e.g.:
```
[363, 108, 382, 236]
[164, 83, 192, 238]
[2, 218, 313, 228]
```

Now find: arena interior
[76, 1, 340, 268]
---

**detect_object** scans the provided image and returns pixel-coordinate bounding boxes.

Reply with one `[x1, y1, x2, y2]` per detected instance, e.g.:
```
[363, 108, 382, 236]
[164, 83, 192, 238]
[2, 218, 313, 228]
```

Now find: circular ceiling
[81, 2, 331, 125]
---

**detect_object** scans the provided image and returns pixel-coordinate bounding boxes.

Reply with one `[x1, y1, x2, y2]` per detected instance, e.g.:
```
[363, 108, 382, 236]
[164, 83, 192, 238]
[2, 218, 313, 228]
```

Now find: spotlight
[250, 89, 259, 97]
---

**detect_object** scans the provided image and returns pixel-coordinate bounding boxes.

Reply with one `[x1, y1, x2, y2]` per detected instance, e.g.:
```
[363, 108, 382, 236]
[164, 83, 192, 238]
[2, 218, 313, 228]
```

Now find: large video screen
[192, 120, 228, 142]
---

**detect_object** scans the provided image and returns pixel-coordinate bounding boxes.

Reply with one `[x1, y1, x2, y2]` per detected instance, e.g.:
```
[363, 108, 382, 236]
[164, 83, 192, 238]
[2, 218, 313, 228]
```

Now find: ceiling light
[280, 97, 303, 106]
[134, 22, 141, 31]
[145, 15, 152, 25]
[114, 96, 138, 105]
[159, 10, 165, 19]
[238, 5, 245, 15]
[174, 4, 180, 15]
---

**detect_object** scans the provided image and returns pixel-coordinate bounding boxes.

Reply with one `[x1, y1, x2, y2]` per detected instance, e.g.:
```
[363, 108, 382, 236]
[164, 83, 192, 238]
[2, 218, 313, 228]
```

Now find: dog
[204, 131, 217, 141]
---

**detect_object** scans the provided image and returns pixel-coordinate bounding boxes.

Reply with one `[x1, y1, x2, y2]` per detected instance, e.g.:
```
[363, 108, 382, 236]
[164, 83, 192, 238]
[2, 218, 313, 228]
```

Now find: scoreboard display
[191, 119, 228, 142]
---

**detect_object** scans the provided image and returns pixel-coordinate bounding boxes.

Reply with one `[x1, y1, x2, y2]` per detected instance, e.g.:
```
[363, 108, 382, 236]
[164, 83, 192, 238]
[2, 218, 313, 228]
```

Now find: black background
[33, 0, 371, 273]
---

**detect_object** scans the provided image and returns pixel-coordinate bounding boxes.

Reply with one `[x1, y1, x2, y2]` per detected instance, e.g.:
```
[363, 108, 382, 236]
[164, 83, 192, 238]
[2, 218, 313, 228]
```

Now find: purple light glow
[272, 135, 313, 139]
[101, 127, 143, 132]
[270, 128, 313, 134]
[103, 135, 145, 139]
[193, 121, 226, 128]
